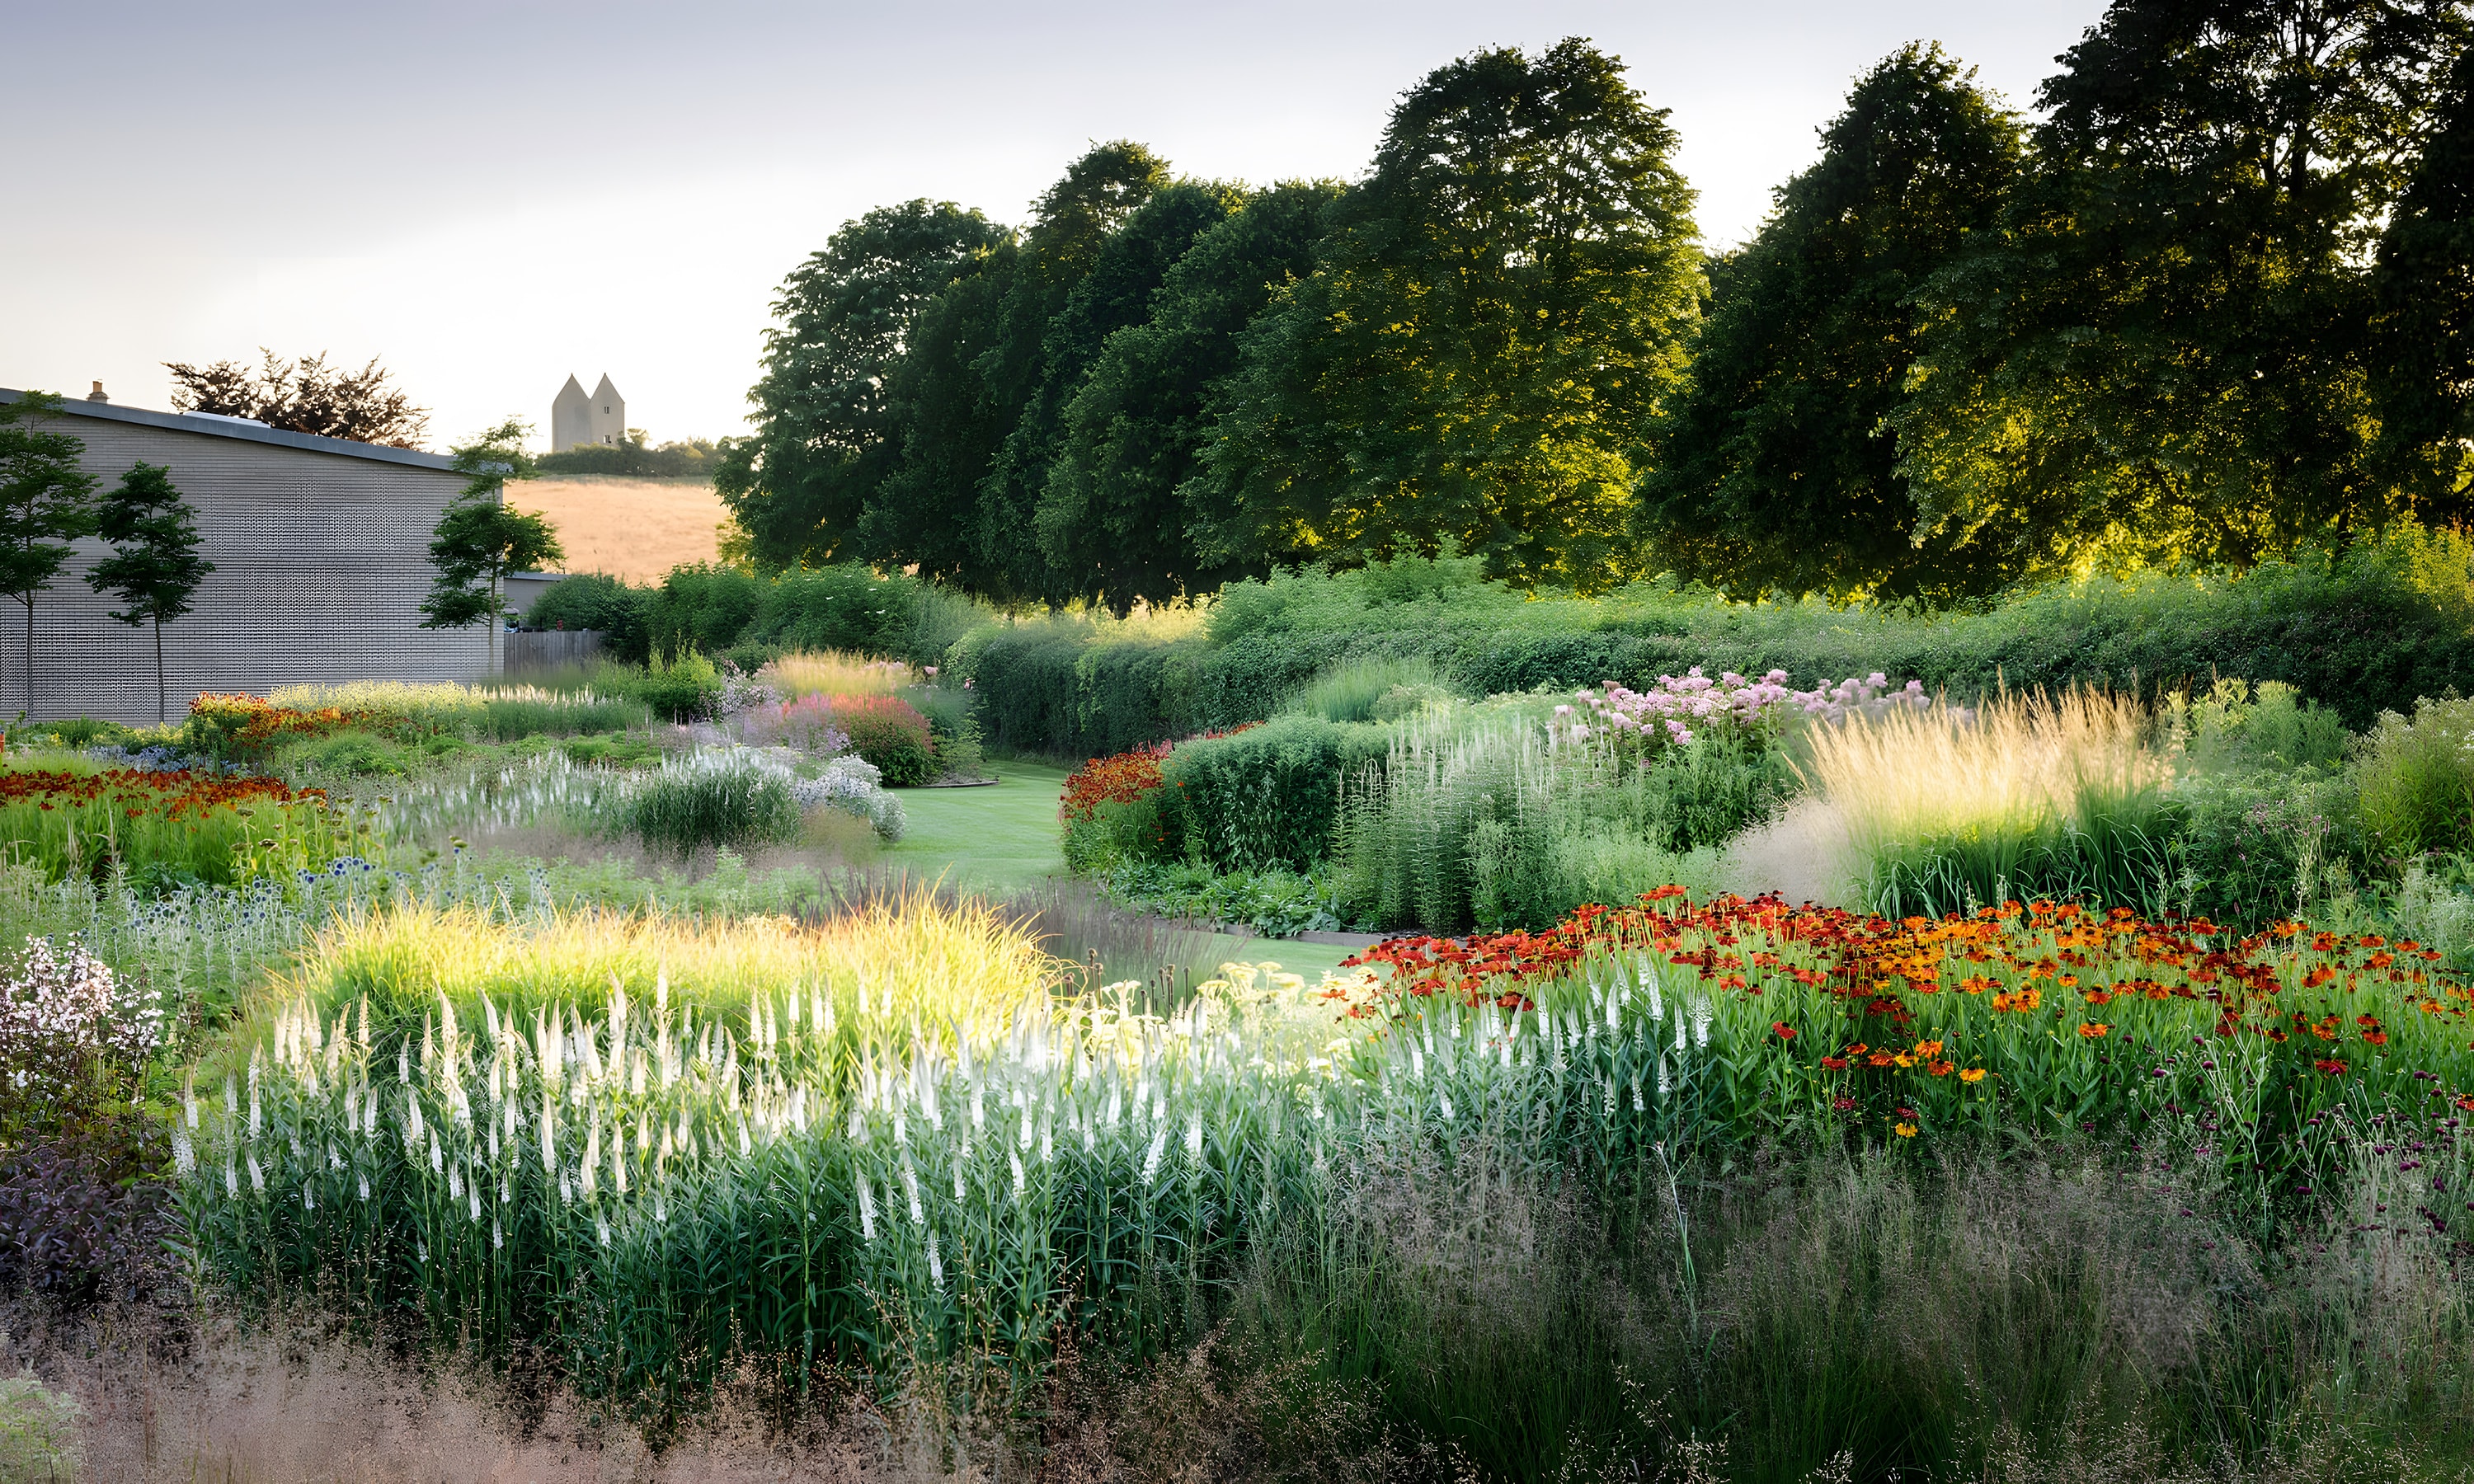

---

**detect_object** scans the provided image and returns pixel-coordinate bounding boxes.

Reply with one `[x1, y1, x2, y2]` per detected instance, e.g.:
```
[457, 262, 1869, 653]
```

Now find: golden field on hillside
[507, 477, 727, 582]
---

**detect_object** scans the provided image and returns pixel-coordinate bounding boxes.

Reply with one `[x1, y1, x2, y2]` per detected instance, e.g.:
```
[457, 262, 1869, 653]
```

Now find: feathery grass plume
[1798, 687, 2177, 918]
[758, 649, 915, 699]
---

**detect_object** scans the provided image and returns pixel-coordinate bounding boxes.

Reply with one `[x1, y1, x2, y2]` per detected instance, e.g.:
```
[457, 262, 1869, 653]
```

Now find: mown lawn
[879, 758, 1356, 981]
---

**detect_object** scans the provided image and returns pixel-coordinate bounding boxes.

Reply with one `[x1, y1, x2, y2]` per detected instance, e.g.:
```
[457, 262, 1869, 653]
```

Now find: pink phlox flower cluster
[1550, 666, 1932, 749]
[1796, 673, 1931, 721]
[0, 935, 165, 1064]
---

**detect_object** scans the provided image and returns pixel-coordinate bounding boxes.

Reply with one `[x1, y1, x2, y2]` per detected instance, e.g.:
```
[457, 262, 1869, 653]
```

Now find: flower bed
[1347, 890, 2474, 1213]
[0, 763, 374, 886]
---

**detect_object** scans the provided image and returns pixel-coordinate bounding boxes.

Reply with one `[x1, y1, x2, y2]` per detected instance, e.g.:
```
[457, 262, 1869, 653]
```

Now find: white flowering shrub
[0, 935, 167, 1067]
[790, 754, 908, 842]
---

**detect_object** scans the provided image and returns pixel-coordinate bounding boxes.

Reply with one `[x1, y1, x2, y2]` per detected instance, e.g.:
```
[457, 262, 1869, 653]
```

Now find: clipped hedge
[522, 574, 657, 664]
[647, 563, 981, 669]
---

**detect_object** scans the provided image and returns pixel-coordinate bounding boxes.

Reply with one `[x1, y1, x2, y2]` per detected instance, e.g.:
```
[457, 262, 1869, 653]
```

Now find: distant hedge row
[530, 530, 2474, 757]
[958, 533, 2474, 756]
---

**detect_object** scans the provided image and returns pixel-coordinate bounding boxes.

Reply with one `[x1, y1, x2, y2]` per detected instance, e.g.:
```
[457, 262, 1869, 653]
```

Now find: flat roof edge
[0, 388, 459, 471]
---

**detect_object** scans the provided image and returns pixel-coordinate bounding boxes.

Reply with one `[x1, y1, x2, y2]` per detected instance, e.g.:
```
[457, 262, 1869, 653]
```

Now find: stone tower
[551, 373, 626, 451]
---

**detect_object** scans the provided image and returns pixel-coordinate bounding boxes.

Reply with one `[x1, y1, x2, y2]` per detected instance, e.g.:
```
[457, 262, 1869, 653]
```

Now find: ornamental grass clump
[1799, 688, 2177, 918]
[614, 749, 804, 857]
[760, 649, 915, 700]
[181, 895, 1373, 1409]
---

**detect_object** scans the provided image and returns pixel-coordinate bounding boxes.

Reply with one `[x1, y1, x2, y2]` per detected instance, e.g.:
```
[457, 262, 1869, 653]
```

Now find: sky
[2, 1, 2108, 452]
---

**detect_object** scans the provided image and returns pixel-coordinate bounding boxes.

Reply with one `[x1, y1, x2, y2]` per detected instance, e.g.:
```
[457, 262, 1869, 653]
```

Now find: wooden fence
[503, 630, 604, 674]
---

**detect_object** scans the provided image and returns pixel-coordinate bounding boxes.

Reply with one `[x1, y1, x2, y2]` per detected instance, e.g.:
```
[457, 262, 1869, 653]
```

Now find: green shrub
[2355, 697, 2474, 861]
[2171, 768, 2359, 928]
[18, 716, 130, 749]
[277, 729, 414, 777]
[1159, 716, 1390, 873]
[522, 572, 657, 664]
[956, 531, 2474, 757]
[1065, 791, 1175, 875]
[617, 750, 804, 856]
[645, 562, 985, 669]
[623, 649, 723, 723]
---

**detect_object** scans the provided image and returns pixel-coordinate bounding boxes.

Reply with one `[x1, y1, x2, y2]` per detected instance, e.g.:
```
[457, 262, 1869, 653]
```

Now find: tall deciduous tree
[0, 392, 97, 719]
[1892, 0, 2471, 583]
[981, 177, 1242, 605]
[87, 463, 214, 723]
[1192, 39, 1701, 591]
[866, 142, 1170, 600]
[420, 420, 562, 675]
[1638, 45, 2022, 603]
[165, 350, 430, 449]
[1038, 180, 1343, 612]
[715, 201, 1009, 571]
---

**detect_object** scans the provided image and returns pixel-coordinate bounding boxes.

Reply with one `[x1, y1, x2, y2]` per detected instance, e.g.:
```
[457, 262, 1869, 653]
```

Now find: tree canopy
[1193, 39, 1702, 592]
[165, 350, 430, 449]
[715, 200, 1009, 570]
[719, 17, 2474, 612]
[1638, 45, 2022, 603]
[1890, 0, 2473, 589]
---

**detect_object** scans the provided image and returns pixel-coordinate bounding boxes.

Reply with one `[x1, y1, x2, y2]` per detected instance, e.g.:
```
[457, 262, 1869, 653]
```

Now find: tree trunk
[488, 573, 499, 677]
[18, 593, 30, 721]
[153, 612, 166, 725]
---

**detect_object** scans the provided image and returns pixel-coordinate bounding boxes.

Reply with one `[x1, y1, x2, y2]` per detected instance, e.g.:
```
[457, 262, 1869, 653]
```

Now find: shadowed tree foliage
[1891, 0, 2472, 587]
[87, 463, 214, 724]
[2372, 47, 2474, 503]
[1039, 180, 1345, 612]
[164, 350, 430, 449]
[1637, 45, 2023, 604]
[715, 201, 1010, 571]
[1191, 38, 1702, 592]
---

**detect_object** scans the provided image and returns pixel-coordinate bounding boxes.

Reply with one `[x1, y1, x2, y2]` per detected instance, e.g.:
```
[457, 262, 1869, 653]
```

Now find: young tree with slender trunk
[0, 392, 98, 721]
[420, 419, 562, 675]
[87, 462, 214, 723]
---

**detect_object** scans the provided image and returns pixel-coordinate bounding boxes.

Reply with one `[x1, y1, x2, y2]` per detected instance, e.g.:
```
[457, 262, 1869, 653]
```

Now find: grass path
[878, 760, 1357, 982]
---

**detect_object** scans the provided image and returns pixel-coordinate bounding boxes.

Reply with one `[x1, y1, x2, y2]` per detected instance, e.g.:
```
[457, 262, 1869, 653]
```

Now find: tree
[981, 176, 1242, 606]
[1892, 0, 2471, 584]
[860, 142, 1170, 601]
[2372, 46, 2474, 500]
[165, 350, 430, 449]
[1637, 46, 2022, 603]
[420, 420, 563, 675]
[86, 463, 214, 723]
[1037, 180, 1343, 611]
[715, 201, 1010, 571]
[1192, 39, 1703, 591]
[0, 392, 98, 719]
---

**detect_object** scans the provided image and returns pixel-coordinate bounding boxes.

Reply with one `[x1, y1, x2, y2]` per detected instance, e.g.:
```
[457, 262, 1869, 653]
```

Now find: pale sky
[2, 1, 2106, 452]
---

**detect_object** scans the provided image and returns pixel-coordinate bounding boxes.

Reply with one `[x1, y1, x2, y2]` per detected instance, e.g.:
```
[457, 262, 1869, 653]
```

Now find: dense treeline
[716, 10, 2474, 612]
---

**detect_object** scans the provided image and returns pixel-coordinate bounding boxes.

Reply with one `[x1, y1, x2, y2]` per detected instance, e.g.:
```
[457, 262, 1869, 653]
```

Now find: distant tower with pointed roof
[551, 373, 626, 452]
